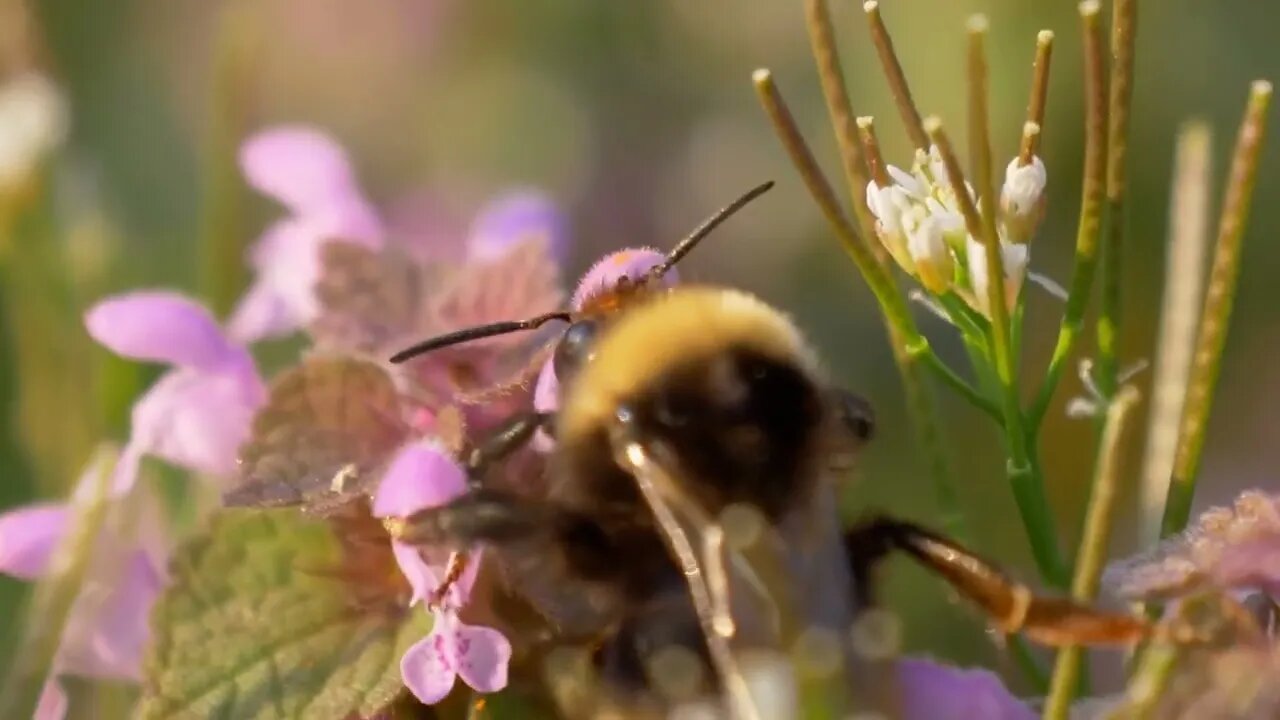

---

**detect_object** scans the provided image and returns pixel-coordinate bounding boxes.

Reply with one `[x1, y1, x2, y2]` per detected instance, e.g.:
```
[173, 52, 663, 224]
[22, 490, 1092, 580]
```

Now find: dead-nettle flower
[1104, 489, 1280, 603]
[0, 72, 68, 192]
[230, 125, 569, 342]
[0, 453, 168, 720]
[371, 444, 511, 703]
[865, 146, 1044, 318]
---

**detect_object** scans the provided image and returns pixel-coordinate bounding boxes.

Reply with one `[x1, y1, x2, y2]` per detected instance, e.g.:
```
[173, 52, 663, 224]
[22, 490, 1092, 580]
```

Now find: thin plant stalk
[862, 0, 928, 150]
[199, 1, 258, 318]
[0, 447, 115, 718]
[1020, 31, 1055, 165]
[1161, 81, 1273, 538]
[927, 119, 1067, 588]
[801, 0, 971, 543]
[1043, 386, 1143, 720]
[1137, 122, 1212, 544]
[1094, 0, 1139, 399]
[1028, 1, 1109, 432]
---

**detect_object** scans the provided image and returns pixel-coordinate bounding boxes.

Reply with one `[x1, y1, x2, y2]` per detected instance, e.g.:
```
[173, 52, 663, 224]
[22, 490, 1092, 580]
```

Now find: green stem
[1161, 81, 1272, 537]
[199, 1, 258, 317]
[1093, 0, 1138, 400]
[1043, 386, 1141, 719]
[1028, 3, 1110, 433]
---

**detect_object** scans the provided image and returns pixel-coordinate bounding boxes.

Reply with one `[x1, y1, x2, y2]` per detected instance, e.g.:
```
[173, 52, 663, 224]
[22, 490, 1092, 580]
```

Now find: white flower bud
[966, 237, 1029, 318]
[1000, 155, 1048, 243]
[903, 212, 953, 294]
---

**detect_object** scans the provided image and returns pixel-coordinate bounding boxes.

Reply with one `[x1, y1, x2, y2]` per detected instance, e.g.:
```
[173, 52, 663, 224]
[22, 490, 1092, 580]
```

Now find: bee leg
[845, 515, 1151, 646]
[462, 411, 552, 488]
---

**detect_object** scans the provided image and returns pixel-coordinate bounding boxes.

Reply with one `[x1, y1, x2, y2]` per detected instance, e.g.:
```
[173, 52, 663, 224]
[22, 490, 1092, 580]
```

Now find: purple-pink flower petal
[0, 503, 68, 580]
[392, 541, 437, 608]
[85, 292, 240, 372]
[59, 549, 163, 681]
[400, 627, 460, 704]
[451, 622, 512, 693]
[467, 190, 568, 265]
[124, 366, 265, 485]
[241, 127, 361, 217]
[34, 680, 67, 720]
[570, 247, 675, 310]
[373, 442, 468, 518]
[896, 657, 1034, 720]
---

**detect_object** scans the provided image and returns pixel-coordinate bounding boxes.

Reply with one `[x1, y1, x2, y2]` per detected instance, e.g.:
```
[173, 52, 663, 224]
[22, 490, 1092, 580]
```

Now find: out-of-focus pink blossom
[467, 189, 570, 265]
[230, 126, 384, 340]
[0, 456, 168, 720]
[1104, 489, 1280, 602]
[896, 657, 1035, 720]
[85, 291, 267, 496]
[399, 609, 511, 704]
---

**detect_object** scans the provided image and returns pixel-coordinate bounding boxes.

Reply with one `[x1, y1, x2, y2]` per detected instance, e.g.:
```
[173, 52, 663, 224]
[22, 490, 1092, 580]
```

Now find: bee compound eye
[553, 319, 599, 380]
[834, 390, 876, 442]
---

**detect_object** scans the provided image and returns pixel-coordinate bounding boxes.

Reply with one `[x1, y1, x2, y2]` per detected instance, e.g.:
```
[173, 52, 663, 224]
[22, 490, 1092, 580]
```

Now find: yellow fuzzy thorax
[557, 285, 821, 442]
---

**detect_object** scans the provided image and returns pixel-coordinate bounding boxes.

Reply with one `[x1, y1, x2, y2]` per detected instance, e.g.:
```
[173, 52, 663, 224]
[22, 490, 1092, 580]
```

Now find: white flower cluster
[0, 72, 68, 192]
[866, 147, 1047, 319]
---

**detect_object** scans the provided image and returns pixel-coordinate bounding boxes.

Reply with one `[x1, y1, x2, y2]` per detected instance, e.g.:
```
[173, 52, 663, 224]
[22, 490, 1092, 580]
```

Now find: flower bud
[999, 155, 1047, 244]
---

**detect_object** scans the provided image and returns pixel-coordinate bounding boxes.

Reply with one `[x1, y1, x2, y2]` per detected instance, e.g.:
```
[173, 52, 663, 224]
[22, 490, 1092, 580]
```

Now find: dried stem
[927, 117, 1066, 587]
[802, 0, 971, 543]
[967, 16, 1001, 253]
[1020, 31, 1055, 165]
[1028, 1, 1109, 431]
[1161, 81, 1273, 537]
[1094, 0, 1139, 399]
[857, 117, 891, 187]
[1043, 386, 1143, 719]
[803, 0, 878, 237]
[863, 1, 928, 150]
[1138, 122, 1212, 543]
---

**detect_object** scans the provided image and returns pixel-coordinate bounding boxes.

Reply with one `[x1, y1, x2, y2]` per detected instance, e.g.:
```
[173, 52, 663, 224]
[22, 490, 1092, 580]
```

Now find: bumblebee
[386, 185, 1151, 715]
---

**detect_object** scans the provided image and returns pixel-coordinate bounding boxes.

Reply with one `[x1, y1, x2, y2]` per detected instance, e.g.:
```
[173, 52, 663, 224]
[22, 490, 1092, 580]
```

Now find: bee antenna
[655, 180, 775, 276]
[389, 311, 573, 363]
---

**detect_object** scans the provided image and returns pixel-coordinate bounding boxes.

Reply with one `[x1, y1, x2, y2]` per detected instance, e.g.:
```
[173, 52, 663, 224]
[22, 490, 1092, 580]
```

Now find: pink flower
[371, 442, 511, 703]
[896, 657, 1034, 720]
[399, 608, 512, 704]
[0, 456, 167, 720]
[230, 125, 570, 342]
[84, 291, 267, 496]
[230, 126, 385, 340]
[1104, 489, 1280, 602]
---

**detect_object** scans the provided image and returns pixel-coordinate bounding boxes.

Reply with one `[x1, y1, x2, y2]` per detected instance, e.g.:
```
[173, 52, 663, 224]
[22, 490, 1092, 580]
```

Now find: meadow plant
[0, 1, 1275, 719]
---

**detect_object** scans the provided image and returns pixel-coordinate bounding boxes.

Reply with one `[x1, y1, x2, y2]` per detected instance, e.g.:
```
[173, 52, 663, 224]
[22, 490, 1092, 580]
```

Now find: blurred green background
[1, 0, 1277, 699]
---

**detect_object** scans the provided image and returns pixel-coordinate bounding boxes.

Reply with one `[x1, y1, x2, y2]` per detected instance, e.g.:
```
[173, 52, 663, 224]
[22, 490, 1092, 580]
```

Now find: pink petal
[467, 190, 568, 265]
[85, 292, 240, 371]
[240, 126, 360, 214]
[59, 549, 163, 681]
[225, 277, 299, 344]
[452, 621, 512, 694]
[392, 541, 439, 607]
[373, 443, 467, 517]
[34, 679, 67, 720]
[0, 503, 68, 580]
[1212, 536, 1280, 598]
[127, 366, 265, 481]
[240, 127, 384, 243]
[570, 247, 676, 310]
[385, 187, 467, 263]
[400, 629, 459, 705]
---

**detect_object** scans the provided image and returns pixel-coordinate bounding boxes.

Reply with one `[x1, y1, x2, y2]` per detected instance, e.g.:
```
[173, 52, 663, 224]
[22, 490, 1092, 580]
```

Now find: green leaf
[140, 510, 431, 720]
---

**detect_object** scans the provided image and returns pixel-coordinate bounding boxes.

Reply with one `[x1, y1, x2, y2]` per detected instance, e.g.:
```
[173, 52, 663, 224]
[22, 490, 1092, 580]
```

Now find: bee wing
[223, 356, 410, 515]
